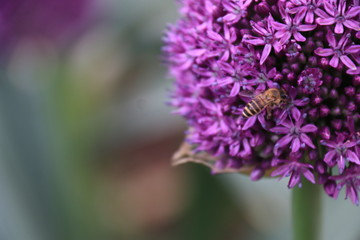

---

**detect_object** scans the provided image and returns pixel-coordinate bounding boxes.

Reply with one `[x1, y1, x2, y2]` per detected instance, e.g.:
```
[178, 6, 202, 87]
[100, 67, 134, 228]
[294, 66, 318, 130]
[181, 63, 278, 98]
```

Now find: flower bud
[356, 93, 360, 104]
[309, 150, 318, 161]
[256, 2, 270, 16]
[320, 58, 329, 68]
[347, 101, 357, 112]
[324, 180, 337, 197]
[315, 161, 327, 174]
[331, 106, 341, 115]
[331, 119, 342, 130]
[250, 168, 265, 181]
[320, 86, 329, 96]
[319, 126, 331, 139]
[319, 105, 330, 117]
[291, 63, 301, 73]
[308, 108, 318, 119]
[333, 77, 342, 87]
[338, 95, 347, 106]
[287, 72, 296, 81]
[304, 38, 315, 53]
[274, 73, 284, 81]
[312, 96, 322, 105]
[353, 75, 360, 86]
[308, 56, 317, 66]
[315, 31, 325, 39]
[323, 75, 332, 85]
[329, 89, 338, 98]
[345, 86, 355, 96]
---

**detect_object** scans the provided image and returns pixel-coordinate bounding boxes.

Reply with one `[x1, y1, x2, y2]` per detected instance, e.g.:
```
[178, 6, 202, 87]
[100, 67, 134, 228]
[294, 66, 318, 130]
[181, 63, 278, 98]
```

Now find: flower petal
[288, 172, 301, 188]
[260, 44, 272, 65]
[326, 31, 336, 47]
[340, 55, 357, 70]
[207, 30, 223, 41]
[346, 150, 360, 165]
[303, 169, 315, 184]
[314, 9, 330, 18]
[345, 45, 360, 54]
[343, 20, 360, 31]
[271, 164, 291, 177]
[298, 24, 317, 31]
[294, 32, 306, 42]
[329, 55, 339, 68]
[346, 6, 360, 18]
[242, 115, 257, 130]
[270, 126, 290, 134]
[324, 150, 336, 165]
[291, 107, 301, 121]
[187, 49, 207, 57]
[279, 32, 291, 45]
[316, 17, 336, 25]
[346, 185, 359, 206]
[230, 81, 240, 97]
[314, 48, 334, 57]
[305, 11, 314, 23]
[338, 155, 345, 173]
[275, 134, 293, 148]
[324, 2, 336, 16]
[301, 124, 318, 132]
[334, 22, 344, 34]
[300, 133, 316, 148]
[291, 137, 301, 152]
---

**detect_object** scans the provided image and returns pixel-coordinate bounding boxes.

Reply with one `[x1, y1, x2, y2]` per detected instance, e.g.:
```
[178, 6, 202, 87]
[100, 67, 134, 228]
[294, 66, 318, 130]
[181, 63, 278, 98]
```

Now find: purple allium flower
[271, 153, 315, 188]
[164, 0, 360, 204]
[272, 5, 317, 45]
[314, 31, 360, 70]
[330, 167, 360, 205]
[321, 134, 360, 173]
[315, 0, 360, 34]
[287, 0, 322, 24]
[271, 110, 317, 155]
[242, 15, 282, 64]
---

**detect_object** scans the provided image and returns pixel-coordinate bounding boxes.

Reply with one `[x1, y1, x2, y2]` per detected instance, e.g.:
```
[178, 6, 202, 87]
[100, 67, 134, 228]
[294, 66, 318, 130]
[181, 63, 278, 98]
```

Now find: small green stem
[292, 179, 321, 240]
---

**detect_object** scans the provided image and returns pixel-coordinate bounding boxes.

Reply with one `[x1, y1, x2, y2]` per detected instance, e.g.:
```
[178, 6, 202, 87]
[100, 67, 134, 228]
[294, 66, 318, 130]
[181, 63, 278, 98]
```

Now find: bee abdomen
[242, 97, 265, 118]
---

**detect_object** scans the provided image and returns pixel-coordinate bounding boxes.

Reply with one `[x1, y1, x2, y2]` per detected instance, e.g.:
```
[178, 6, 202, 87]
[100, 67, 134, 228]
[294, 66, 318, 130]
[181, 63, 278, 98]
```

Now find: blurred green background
[1, 1, 359, 240]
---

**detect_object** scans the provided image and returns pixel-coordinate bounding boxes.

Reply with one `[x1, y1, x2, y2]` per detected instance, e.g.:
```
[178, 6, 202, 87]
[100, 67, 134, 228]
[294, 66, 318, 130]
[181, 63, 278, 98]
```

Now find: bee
[242, 88, 288, 118]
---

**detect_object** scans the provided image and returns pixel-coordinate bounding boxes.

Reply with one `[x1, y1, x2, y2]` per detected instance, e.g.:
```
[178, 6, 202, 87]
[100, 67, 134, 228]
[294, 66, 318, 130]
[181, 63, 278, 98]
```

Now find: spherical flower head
[164, 0, 360, 205]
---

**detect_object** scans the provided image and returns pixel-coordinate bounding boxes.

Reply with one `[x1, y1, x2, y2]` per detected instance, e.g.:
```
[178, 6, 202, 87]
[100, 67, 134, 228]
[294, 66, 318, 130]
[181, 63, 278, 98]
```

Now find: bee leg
[266, 103, 277, 119]
[266, 107, 272, 119]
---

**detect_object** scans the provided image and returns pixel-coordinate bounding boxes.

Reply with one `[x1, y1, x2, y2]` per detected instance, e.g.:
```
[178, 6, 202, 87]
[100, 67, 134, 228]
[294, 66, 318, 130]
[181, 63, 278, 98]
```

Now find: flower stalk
[292, 179, 321, 240]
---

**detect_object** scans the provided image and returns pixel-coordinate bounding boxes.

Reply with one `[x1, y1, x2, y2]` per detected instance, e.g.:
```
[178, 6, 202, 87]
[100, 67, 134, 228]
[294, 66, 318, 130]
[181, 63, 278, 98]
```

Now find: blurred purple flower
[271, 154, 315, 188]
[0, 0, 92, 52]
[330, 167, 360, 205]
[321, 134, 360, 173]
[164, 0, 360, 204]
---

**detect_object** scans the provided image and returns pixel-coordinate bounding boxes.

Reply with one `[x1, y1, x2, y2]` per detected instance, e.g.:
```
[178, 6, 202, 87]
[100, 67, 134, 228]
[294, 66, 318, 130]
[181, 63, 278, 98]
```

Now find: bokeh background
[1, 1, 359, 240]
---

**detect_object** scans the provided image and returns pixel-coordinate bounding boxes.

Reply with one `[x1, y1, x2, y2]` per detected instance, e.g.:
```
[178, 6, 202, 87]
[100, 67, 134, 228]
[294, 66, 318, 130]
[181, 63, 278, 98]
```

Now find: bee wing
[238, 90, 255, 98]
